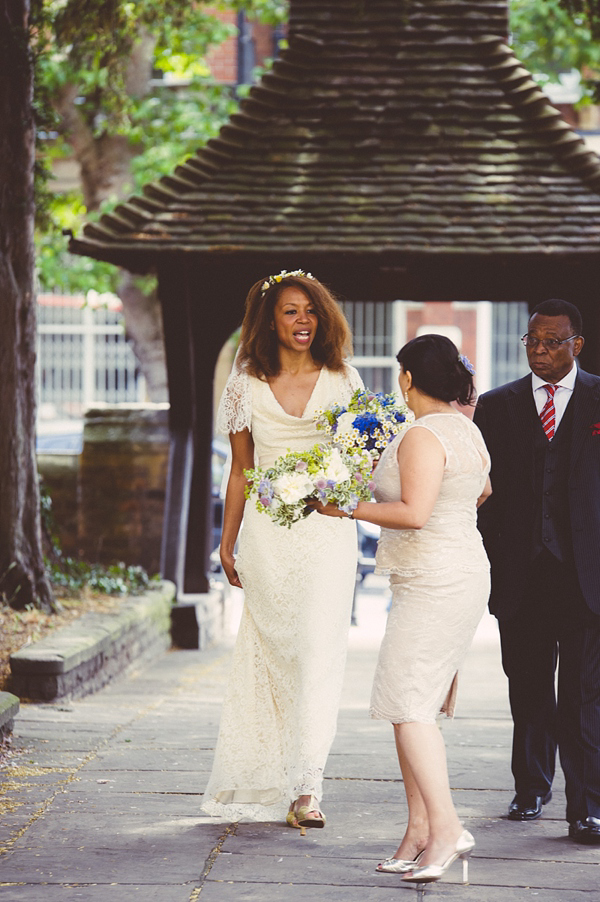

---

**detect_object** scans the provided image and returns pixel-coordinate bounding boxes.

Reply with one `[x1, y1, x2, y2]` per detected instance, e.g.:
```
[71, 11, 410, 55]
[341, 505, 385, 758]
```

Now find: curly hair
[237, 275, 353, 378]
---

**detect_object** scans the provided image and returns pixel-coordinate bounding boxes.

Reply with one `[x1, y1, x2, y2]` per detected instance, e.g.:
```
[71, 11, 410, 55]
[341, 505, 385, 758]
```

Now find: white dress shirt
[531, 363, 577, 431]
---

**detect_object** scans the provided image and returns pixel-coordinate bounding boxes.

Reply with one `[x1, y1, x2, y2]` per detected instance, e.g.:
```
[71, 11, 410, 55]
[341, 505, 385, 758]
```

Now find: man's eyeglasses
[521, 334, 580, 351]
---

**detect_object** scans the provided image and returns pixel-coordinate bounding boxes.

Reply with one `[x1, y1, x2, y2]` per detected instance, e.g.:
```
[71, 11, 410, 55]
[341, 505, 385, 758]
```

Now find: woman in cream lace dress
[315, 334, 491, 886]
[201, 271, 363, 828]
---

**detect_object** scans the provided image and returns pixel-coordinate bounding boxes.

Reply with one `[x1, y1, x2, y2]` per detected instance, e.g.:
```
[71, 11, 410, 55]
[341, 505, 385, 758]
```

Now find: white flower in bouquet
[274, 472, 314, 505]
[335, 411, 358, 436]
[314, 388, 412, 460]
[245, 444, 374, 529]
[322, 447, 351, 483]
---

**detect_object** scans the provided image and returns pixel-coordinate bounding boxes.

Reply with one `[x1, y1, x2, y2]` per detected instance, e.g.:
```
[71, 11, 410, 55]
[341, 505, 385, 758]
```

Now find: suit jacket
[474, 369, 600, 619]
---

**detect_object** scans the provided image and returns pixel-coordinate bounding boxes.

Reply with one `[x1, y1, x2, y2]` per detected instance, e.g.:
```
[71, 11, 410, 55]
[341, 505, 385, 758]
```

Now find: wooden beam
[183, 272, 246, 593]
[157, 259, 195, 591]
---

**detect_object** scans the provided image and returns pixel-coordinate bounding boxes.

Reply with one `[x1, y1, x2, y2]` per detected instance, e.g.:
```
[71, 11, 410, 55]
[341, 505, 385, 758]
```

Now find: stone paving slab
[207, 855, 600, 893]
[210, 816, 595, 862]
[1, 849, 206, 886]
[0, 887, 196, 902]
[66, 769, 203, 794]
[323, 749, 514, 788]
[46, 791, 203, 817]
[16, 704, 141, 723]
[196, 886, 592, 902]
[10, 726, 107, 745]
[5, 813, 220, 856]
[82, 748, 210, 771]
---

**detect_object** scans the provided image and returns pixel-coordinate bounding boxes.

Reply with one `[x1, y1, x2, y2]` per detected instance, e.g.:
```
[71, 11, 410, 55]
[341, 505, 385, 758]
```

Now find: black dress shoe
[568, 817, 600, 845]
[507, 791, 552, 821]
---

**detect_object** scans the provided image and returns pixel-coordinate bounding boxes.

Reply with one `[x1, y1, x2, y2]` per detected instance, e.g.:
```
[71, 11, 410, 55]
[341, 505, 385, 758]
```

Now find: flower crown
[260, 269, 315, 294]
[459, 354, 476, 376]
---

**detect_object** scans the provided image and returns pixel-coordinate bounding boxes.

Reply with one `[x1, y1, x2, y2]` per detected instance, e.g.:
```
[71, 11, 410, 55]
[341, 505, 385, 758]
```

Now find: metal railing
[36, 295, 146, 420]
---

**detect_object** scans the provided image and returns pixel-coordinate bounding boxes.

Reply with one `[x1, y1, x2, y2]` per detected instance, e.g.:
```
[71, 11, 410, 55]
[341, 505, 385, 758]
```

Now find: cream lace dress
[201, 364, 363, 821]
[370, 413, 491, 724]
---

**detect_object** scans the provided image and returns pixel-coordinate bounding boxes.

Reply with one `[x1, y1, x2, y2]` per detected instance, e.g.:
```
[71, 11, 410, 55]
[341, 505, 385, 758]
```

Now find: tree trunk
[53, 81, 139, 211]
[53, 29, 168, 396]
[118, 271, 169, 403]
[0, 0, 54, 611]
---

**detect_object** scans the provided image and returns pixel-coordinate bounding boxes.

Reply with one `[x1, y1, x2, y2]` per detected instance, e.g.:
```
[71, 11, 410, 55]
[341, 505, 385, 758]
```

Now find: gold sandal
[286, 806, 300, 830]
[296, 796, 326, 834]
[286, 796, 326, 835]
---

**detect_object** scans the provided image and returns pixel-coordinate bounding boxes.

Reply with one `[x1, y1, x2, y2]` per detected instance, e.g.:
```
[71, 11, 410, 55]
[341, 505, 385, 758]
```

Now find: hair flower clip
[260, 269, 315, 294]
[459, 354, 476, 376]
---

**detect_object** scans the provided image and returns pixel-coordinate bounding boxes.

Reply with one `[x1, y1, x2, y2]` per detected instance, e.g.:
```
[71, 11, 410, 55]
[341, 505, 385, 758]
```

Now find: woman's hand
[220, 548, 243, 588]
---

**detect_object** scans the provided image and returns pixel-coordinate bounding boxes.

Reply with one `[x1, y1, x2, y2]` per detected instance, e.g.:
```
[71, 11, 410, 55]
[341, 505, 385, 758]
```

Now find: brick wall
[205, 8, 238, 84]
[205, 9, 278, 84]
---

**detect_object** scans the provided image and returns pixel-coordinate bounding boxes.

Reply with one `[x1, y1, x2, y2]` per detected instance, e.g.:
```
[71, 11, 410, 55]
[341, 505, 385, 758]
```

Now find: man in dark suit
[474, 298, 600, 844]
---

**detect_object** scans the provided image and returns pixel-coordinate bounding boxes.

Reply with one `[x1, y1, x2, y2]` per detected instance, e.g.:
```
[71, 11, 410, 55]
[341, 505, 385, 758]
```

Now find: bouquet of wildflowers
[245, 444, 374, 529]
[314, 389, 412, 460]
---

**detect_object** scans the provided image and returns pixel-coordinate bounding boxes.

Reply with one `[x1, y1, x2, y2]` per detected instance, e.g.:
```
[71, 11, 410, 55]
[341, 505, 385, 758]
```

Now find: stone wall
[9, 582, 175, 702]
[37, 404, 169, 575]
[38, 452, 80, 558]
[79, 405, 169, 574]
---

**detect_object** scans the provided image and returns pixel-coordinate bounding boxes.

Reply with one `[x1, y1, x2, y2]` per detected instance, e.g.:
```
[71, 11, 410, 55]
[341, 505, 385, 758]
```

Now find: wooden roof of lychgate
[70, 0, 600, 267]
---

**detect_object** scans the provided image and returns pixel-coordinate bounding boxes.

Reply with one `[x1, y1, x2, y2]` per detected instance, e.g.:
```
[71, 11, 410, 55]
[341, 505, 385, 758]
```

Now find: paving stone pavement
[1, 577, 598, 901]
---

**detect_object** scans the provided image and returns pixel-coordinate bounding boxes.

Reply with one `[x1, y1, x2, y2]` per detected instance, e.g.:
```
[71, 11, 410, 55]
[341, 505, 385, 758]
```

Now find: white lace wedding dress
[202, 364, 363, 821]
[370, 413, 491, 724]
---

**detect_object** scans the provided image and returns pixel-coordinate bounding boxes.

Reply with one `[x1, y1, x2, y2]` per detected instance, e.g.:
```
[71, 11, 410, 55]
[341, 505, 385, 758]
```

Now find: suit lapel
[506, 375, 536, 483]
[570, 371, 600, 473]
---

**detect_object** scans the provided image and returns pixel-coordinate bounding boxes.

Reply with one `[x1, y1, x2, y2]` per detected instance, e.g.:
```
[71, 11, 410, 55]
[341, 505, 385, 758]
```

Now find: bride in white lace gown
[315, 334, 491, 886]
[201, 271, 363, 826]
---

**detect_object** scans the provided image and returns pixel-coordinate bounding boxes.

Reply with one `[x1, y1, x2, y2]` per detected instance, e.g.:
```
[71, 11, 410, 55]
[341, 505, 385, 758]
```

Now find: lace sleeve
[216, 370, 252, 435]
[342, 363, 365, 399]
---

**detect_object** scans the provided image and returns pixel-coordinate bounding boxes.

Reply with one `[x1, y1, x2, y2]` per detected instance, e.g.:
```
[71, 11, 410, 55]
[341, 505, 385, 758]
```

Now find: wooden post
[184, 272, 245, 593]
[158, 260, 195, 591]
[158, 262, 245, 595]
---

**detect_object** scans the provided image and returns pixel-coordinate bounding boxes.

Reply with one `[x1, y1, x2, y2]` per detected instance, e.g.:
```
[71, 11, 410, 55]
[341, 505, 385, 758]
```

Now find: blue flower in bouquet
[315, 388, 412, 459]
[244, 444, 374, 529]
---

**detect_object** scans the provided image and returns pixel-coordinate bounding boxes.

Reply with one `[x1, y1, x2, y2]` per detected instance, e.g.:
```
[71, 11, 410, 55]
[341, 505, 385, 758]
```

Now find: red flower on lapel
[591, 422, 600, 436]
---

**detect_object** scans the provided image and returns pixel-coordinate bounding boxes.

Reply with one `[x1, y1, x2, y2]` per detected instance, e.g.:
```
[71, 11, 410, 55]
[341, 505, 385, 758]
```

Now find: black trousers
[498, 550, 600, 823]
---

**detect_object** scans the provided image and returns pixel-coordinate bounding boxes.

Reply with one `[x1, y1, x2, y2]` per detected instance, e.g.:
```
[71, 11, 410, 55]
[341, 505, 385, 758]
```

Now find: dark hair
[396, 334, 476, 406]
[529, 299, 583, 335]
[238, 275, 353, 378]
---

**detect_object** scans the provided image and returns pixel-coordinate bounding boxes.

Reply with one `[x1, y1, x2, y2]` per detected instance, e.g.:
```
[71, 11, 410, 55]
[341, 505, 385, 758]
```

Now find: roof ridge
[476, 35, 600, 192]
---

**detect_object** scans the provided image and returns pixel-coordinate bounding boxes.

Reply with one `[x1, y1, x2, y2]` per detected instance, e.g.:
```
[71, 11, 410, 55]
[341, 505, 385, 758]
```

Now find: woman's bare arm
[316, 427, 446, 529]
[220, 428, 255, 587]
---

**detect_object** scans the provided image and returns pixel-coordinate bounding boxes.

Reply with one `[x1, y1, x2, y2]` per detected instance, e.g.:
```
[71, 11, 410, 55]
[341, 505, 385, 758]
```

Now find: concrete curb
[0, 691, 19, 739]
[8, 581, 176, 702]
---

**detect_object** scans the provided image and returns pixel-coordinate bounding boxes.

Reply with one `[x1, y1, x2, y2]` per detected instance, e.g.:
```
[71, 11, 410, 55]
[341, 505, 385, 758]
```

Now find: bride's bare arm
[316, 427, 445, 529]
[220, 428, 255, 587]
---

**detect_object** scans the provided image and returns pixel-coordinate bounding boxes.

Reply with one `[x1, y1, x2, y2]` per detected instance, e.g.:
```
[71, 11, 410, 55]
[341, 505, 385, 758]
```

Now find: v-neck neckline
[265, 367, 324, 419]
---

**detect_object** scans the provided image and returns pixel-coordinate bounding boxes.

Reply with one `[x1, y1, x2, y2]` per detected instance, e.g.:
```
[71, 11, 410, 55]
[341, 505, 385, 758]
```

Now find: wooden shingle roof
[70, 0, 600, 267]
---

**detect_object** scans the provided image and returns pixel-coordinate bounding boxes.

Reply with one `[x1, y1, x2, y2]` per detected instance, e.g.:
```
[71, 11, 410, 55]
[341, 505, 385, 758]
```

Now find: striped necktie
[540, 384, 556, 440]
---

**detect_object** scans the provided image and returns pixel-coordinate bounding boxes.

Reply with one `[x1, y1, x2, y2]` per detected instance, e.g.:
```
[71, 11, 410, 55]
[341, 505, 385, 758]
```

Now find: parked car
[356, 520, 380, 581]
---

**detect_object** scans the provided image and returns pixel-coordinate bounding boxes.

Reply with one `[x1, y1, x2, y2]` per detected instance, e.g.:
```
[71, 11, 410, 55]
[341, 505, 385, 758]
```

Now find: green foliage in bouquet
[245, 444, 375, 529]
